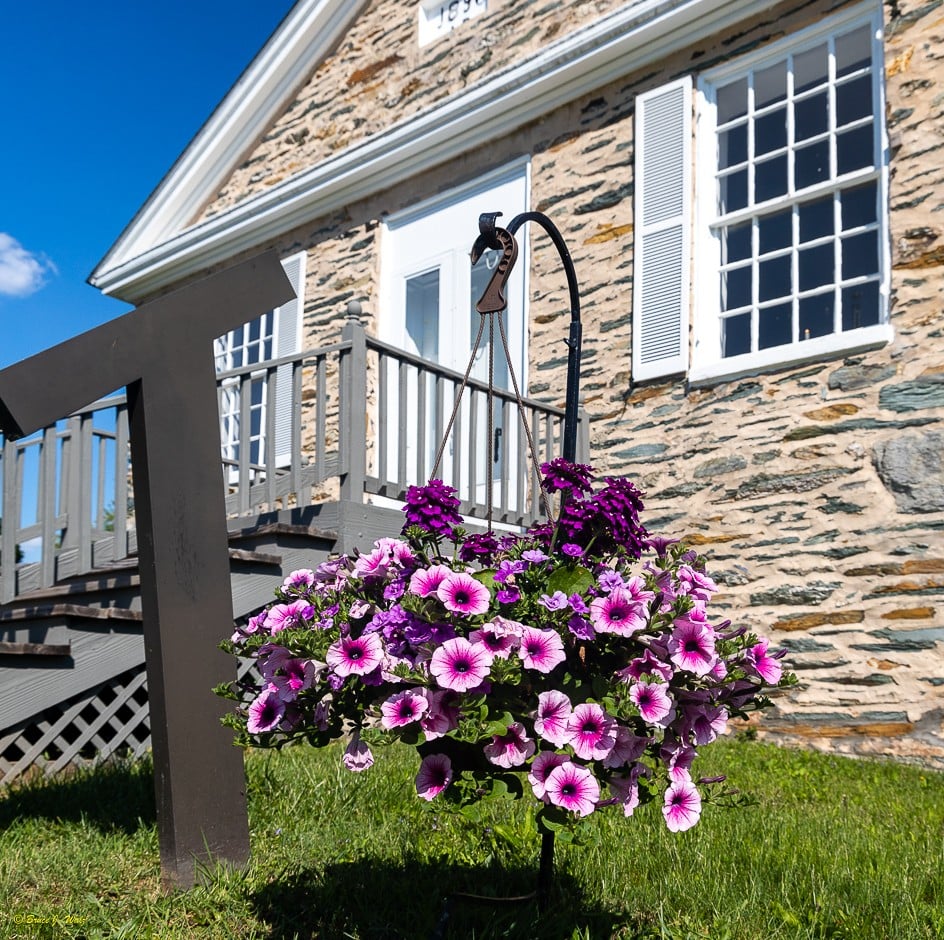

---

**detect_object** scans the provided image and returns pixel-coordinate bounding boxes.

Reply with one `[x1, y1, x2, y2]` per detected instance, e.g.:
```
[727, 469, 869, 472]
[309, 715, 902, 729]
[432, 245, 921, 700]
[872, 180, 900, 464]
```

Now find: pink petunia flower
[566, 702, 617, 761]
[429, 637, 493, 692]
[342, 732, 374, 772]
[629, 681, 676, 726]
[437, 572, 491, 615]
[589, 588, 645, 636]
[668, 616, 717, 676]
[534, 690, 573, 747]
[518, 626, 566, 673]
[746, 638, 783, 685]
[544, 762, 600, 817]
[484, 722, 536, 768]
[528, 751, 570, 800]
[681, 704, 729, 745]
[354, 546, 392, 579]
[408, 564, 453, 598]
[326, 632, 384, 677]
[469, 618, 522, 659]
[247, 687, 285, 734]
[271, 658, 318, 702]
[416, 753, 453, 800]
[281, 569, 315, 593]
[264, 599, 313, 635]
[420, 690, 460, 739]
[663, 778, 702, 832]
[380, 689, 430, 729]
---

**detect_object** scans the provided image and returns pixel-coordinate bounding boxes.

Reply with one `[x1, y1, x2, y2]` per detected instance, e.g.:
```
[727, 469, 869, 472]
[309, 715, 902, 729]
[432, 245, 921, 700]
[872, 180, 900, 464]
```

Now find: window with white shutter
[632, 76, 692, 382]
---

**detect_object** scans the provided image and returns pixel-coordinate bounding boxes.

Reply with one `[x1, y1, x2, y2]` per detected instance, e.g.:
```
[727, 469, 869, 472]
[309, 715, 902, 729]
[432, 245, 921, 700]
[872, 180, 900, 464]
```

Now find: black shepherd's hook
[472, 211, 582, 463]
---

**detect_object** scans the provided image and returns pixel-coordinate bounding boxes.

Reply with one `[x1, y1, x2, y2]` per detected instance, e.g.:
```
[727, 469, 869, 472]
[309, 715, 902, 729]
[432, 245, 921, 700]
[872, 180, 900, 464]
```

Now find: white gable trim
[92, 0, 766, 302]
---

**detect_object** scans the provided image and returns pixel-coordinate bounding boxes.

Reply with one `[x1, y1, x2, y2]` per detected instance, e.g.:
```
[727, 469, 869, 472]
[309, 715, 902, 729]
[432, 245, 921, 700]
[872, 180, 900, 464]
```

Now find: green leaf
[546, 564, 594, 597]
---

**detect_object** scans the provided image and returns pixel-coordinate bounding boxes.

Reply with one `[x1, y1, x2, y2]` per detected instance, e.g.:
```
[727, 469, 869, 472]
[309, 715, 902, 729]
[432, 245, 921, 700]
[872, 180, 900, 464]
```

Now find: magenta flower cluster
[223, 464, 788, 834]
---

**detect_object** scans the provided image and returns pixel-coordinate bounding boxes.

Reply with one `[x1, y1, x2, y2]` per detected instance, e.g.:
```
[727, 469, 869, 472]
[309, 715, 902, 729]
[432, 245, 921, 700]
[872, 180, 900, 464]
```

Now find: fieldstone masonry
[195, 0, 943, 764]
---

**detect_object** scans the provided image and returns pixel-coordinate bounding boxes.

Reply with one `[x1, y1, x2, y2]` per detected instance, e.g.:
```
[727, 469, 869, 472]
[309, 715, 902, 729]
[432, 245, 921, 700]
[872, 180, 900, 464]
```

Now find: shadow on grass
[0, 757, 156, 834]
[248, 856, 652, 940]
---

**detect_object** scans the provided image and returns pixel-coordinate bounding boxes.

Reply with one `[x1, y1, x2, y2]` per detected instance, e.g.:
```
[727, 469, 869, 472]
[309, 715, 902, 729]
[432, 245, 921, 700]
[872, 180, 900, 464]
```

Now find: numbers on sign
[435, 0, 486, 30]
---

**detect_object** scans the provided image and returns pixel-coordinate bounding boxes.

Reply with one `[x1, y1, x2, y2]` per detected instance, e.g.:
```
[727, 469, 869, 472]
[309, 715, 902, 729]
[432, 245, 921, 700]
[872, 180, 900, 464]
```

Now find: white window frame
[690, 2, 892, 384]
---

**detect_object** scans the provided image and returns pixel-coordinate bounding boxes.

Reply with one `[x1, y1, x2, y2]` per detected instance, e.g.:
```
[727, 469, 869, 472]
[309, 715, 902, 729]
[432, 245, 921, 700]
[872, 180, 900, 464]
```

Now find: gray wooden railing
[0, 316, 585, 604]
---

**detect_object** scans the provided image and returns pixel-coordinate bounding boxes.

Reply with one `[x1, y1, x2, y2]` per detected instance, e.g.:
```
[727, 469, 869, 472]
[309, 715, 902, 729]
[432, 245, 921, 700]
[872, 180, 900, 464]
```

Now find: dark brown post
[0, 252, 295, 888]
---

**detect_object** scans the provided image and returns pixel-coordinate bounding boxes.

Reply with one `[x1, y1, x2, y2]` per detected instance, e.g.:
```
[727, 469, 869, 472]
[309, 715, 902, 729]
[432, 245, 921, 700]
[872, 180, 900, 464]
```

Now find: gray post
[0, 252, 295, 888]
[339, 303, 367, 505]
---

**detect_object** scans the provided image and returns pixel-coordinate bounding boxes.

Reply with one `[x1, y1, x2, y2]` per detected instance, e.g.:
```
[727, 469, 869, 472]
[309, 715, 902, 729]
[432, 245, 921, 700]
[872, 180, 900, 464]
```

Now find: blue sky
[0, 1, 297, 370]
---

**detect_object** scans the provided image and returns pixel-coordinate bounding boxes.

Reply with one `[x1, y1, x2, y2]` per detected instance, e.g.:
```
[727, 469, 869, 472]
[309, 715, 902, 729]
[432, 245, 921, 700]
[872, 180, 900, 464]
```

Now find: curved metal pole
[505, 211, 582, 464]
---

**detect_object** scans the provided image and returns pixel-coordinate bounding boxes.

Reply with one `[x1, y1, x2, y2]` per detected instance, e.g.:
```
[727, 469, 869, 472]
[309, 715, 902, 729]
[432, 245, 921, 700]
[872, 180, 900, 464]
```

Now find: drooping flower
[589, 588, 645, 636]
[271, 658, 318, 701]
[629, 681, 675, 726]
[528, 750, 570, 800]
[680, 704, 728, 745]
[429, 637, 493, 692]
[437, 572, 491, 615]
[326, 633, 385, 677]
[566, 703, 617, 761]
[281, 569, 315, 593]
[484, 722, 536, 768]
[343, 732, 374, 772]
[534, 690, 573, 747]
[416, 753, 453, 800]
[247, 688, 285, 734]
[518, 626, 566, 673]
[668, 616, 717, 676]
[662, 778, 702, 832]
[603, 726, 649, 768]
[607, 774, 641, 817]
[745, 637, 784, 685]
[420, 690, 461, 739]
[544, 762, 600, 817]
[380, 689, 430, 729]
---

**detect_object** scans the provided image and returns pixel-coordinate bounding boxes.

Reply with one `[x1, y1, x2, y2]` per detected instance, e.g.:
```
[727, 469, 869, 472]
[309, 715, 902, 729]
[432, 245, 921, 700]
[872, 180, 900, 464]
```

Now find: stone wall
[198, 0, 944, 764]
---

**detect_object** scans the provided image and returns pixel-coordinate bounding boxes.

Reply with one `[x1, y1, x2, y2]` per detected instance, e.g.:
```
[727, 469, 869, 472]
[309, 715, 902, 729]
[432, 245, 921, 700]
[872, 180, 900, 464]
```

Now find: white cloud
[0, 233, 57, 298]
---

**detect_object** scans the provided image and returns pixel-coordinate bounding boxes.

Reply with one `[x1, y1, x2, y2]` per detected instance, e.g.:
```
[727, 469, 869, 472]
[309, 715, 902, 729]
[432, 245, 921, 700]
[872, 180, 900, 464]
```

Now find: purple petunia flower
[416, 753, 453, 800]
[429, 637, 493, 692]
[589, 588, 645, 637]
[680, 704, 729, 745]
[271, 658, 318, 702]
[380, 689, 430, 729]
[326, 633, 384, 677]
[518, 626, 566, 673]
[544, 762, 599, 817]
[668, 616, 718, 676]
[484, 722, 536, 768]
[663, 779, 702, 832]
[603, 726, 650, 769]
[630, 681, 676, 726]
[343, 732, 374, 772]
[539, 591, 569, 611]
[566, 702, 617, 761]
[567, 614, 595, 640]
[437, 573, 491, 615]
[522, 549, 549, 564]
[497, 587, 521, 604]
[534, 690, 573, 746]
[745, 638, 784, 685]
[528, 750, 570, 800]
[281, 569, 315, 593]
[561, 543, 585, 558]
[247, 687, 285, 734]
[607, 774, 641, 817]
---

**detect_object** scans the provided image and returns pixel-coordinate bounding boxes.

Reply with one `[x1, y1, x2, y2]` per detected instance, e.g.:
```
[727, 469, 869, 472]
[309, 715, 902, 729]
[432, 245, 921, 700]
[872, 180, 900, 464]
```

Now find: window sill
[687, 323, 894, 388]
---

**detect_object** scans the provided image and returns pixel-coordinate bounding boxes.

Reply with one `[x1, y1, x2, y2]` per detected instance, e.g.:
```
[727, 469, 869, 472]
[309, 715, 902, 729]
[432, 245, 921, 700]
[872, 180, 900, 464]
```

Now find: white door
[381, 164, 529, 506]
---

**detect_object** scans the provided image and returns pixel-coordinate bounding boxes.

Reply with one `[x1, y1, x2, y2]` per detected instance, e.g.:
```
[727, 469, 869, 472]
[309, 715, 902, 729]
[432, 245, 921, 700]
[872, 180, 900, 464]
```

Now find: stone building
[92, 0, 944, 764]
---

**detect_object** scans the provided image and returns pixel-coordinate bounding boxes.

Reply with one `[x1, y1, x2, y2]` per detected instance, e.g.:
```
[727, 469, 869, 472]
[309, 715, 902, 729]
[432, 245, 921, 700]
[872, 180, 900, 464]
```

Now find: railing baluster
[377, 353, 388, 490]
[1, 439, 17, 603]
[40, 428, 57, 588]
[265, 366, 278, 509]
[237, 375, 252, 516]
[397, 359, 408, 494]
[417, 363, 427, 485]
[311, 354, 324, 496]
[114, 403, 129, 561]
[451, 378, 462, 497]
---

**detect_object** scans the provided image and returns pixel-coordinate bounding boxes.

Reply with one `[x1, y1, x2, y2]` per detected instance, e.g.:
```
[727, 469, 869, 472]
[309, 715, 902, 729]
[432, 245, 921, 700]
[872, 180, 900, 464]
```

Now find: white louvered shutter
[632, 77, 692, 381]
[273, 251, 306, 466]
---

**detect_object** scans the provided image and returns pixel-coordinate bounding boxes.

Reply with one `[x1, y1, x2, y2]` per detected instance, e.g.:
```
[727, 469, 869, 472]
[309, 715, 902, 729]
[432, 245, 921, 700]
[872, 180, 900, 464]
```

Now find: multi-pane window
[696, 7, 889, 374]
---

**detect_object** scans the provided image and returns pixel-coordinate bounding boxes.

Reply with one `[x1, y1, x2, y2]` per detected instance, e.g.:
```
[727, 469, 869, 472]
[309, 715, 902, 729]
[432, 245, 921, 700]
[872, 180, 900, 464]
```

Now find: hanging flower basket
[219, 459, 790, 854]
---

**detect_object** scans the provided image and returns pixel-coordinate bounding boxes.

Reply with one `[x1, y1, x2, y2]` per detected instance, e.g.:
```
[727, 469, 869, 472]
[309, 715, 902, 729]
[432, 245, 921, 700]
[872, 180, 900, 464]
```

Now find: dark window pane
[233, 349, 244, 369]
[755, 154, 788, 203]
[799, 196, 834, 242]
[842, 230, 878, 280]
[795, 140, 830, 190]
[720, 169, 748, 213]
[836, 75, 872, 126]
[249, 319, 260, 342]
[722, 264, 752, 311]
[759, 302, 793, 349]
[795, 91, 828, 142]
[251, 382, 264, 407]
[799, 292, 835, 339]
[837, 124, 874, 174]
[755, 61, 787, 107]
[759, 255, 791, 302]
[759, 209, 792, 254]
[841, 181, 877, 230]
[722, 312, 751, 357]
[718, 78, 748, 123]
[250, 406, 262, 437]
[723, 222, 752, 264]
[264, 339, 273, 360]
[795, 43, 828, 94]
[719, 124, 748, 169]
[799, 243, 834, 291]
[755, 108, 788, 155]
[842, 281, 880, 330]
[836, 26, 872, 77]
[233, 326, 244, 347]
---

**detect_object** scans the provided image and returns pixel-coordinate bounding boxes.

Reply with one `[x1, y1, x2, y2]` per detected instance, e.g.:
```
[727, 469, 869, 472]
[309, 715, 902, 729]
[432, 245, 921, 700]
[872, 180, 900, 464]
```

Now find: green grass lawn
[1, 736, 942, 939]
